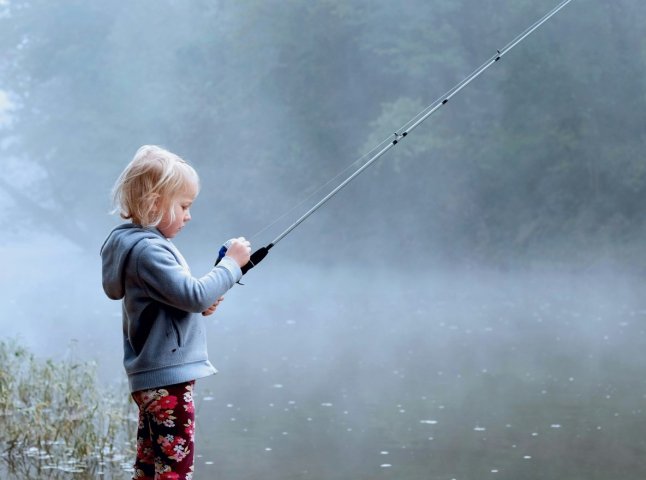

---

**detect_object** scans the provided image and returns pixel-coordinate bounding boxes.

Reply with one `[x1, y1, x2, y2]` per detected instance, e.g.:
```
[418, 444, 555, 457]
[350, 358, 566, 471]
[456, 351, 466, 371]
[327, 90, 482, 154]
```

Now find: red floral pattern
[132, 381, 196, 480]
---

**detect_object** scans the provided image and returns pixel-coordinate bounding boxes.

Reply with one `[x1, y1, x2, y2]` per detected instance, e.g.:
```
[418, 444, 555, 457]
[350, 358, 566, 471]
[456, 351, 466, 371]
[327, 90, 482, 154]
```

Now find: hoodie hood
[100, 224, 163, 300]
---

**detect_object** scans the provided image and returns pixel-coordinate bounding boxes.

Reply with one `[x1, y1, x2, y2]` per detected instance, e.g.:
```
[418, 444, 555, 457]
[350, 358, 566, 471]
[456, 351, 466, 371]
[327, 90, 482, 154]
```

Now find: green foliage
[0, 340, 134, 477]
[1, 0, 645, 267]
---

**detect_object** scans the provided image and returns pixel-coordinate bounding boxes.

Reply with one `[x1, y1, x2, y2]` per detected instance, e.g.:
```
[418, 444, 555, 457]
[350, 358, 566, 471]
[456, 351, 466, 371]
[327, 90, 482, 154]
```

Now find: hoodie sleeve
[135, 241, 242, 313]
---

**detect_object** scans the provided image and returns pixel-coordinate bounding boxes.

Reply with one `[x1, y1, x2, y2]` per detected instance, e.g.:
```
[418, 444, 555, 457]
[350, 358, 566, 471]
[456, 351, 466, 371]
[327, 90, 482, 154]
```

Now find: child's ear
[150, 192, 162, 213]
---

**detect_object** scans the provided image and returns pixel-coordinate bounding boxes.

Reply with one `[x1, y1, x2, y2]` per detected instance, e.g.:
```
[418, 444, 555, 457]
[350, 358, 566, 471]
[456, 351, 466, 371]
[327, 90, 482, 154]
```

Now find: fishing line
[248, 133, 397, 242]
[397, 0, 574, 135]
[220, 0, 575, 275]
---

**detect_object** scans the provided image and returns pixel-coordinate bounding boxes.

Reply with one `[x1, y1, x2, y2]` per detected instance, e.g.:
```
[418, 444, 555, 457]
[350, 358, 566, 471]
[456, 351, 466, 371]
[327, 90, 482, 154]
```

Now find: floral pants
[131, 381, 196, 480]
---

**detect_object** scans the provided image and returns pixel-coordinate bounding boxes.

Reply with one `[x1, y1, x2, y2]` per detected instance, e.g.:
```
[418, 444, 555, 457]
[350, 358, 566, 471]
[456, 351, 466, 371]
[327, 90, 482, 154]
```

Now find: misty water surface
[2, 236, 646, 479]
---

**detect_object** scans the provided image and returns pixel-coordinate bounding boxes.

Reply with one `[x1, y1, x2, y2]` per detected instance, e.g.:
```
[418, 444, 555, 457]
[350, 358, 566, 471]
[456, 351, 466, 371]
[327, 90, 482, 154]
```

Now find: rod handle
[215, 245, 271, 276]
[241, 246, 270, 274]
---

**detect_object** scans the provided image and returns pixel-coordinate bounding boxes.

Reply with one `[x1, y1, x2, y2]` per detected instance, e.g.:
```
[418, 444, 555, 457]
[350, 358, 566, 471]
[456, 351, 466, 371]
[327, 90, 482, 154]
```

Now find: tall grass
[0, 339, 135, 478]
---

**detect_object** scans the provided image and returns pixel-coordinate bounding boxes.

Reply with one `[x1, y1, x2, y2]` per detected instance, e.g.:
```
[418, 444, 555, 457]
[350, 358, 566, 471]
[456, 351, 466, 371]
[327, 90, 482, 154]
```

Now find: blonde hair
[111, 145, 199, 227]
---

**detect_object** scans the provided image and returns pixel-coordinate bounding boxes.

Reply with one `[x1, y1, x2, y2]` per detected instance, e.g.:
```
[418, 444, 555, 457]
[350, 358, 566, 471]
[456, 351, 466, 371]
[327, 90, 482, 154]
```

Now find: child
[100, 145, 250, 480]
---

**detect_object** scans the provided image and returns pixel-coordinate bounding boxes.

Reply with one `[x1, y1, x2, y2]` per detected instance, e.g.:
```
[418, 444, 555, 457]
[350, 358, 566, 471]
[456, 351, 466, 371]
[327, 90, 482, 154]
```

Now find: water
[2, 236, 646, 479]
[193, 266, 646, 480]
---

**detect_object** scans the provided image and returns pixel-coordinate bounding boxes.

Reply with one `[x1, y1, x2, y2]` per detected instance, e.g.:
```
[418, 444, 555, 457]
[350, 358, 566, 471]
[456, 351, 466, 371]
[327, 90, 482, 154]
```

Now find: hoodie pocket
[170, 319, 183, 347]
[130, 304, 157, 355]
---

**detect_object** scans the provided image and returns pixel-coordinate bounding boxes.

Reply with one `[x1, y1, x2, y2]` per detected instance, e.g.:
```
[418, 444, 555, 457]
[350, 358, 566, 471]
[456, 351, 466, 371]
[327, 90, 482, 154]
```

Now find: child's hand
[225, 237, 251, 267]
[202, 296, 224, 316]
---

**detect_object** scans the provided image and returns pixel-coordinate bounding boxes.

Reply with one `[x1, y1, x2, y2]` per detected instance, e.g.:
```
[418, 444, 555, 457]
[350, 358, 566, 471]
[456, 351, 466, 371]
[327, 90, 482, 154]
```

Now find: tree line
[1, 0, 645, 269]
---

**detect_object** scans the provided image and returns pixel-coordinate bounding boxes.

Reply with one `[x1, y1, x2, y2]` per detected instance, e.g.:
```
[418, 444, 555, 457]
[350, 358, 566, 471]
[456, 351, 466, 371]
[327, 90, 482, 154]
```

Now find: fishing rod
[219, 0, 574, 275]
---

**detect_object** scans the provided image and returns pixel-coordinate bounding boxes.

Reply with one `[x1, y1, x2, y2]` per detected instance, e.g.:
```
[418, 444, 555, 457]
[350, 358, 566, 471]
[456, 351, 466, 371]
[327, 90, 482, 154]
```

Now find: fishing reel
[215, 239, 271, 276]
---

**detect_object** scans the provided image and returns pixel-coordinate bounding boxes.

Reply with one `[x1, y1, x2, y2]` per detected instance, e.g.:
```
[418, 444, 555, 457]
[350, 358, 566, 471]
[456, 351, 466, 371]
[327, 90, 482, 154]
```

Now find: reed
[0, 339, 135, 477]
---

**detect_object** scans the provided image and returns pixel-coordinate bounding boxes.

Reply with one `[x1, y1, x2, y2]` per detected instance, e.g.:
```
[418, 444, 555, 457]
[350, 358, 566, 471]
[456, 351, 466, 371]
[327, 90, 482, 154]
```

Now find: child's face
[158, 182, 198, 239]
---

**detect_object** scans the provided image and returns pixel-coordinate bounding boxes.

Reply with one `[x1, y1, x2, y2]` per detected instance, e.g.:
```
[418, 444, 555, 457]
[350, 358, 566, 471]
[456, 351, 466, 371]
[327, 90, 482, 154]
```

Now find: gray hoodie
[100, 224, 242, 392]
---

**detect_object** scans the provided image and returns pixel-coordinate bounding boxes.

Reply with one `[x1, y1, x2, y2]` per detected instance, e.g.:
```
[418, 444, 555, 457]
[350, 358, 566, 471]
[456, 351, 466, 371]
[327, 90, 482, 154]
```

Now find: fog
[2, 0, 646, 479]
